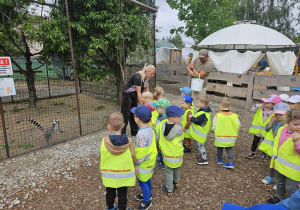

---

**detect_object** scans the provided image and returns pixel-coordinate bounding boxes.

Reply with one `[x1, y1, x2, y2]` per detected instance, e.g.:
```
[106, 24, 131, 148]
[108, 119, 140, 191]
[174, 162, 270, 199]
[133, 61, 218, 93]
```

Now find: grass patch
[54, 102, 65, 106]
[96, 105, 105, 110]
[0, 144, 12, 149]
[11, 106, 24, 113]
[17, 144, 34, 149]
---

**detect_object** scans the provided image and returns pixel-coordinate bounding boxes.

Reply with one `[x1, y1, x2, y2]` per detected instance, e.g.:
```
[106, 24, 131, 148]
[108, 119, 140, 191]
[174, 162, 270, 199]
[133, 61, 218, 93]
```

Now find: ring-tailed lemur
[17, 118, 63, 145]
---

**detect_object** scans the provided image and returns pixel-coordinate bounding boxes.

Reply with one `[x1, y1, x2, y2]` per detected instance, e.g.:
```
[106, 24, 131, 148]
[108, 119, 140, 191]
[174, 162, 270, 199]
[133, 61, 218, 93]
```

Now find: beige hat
[198, 49, 208, 58]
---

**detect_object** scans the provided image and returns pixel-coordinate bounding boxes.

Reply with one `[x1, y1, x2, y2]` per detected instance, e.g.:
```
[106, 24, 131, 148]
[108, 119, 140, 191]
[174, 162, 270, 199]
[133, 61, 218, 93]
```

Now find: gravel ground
[0, 92, 276, 209]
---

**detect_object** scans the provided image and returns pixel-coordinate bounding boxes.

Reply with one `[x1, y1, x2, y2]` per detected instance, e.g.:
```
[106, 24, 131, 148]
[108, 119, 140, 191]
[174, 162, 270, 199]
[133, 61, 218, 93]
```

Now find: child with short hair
[287, 95, 300, 110]
[153, 86, 164, 101]
[156, 105, 184, 197]
[267, 109, 300, 204]
[247, 94, 281, 161]
[142, 91, 155, 111]
[212, 97, 240, 168]
[259, 103, 290, 190]
[131, 105, 157, 210]
[179, 87, 194, 112]
[181, 96, 194, 153]
[189, 95, 212, 165]
[100, 112, 137, 210]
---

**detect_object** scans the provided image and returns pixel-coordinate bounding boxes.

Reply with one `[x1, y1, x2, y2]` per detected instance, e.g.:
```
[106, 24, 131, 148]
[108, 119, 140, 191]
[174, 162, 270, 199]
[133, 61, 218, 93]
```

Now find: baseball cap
[131, 105, 152, 122]
[287, 95, 300, 104]
[198, 49, 208, 58]
[273, 103, 290, 114]
[279, 94, 289, 102]
[222, 203, 287, 210]
[151, 98, 170, 109]
[182, 96, 193, 104]
[166, 105, 184, 117]
[261, 94, 281, 104]
[179, 87, 191, 95]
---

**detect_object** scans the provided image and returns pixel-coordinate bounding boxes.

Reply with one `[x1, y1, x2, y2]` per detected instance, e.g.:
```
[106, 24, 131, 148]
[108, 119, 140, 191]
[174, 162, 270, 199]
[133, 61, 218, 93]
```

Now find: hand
[189, 71, 194, 77]
[291, 133, 300, 144]
[269, 116, 276, 125]
[188, 114, 193, 119]
[183, 128, 186, 132]
[257, 104, 263, 108]
[135, 166, 139, 175]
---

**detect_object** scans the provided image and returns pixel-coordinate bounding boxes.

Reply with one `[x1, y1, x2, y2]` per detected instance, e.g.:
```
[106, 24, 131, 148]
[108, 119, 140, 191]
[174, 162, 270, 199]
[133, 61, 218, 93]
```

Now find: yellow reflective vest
[249, 107, 274, 137]
[150, 109, 159, 127]
[190, 111, 211, 144]
[135, 129, 157, 182]
[158, 121, 184, 168]
[181, 108, 193, 138]
[214, 113, 239, 147]
[100, 137, 135, 188]
[270, 126, 300, 181]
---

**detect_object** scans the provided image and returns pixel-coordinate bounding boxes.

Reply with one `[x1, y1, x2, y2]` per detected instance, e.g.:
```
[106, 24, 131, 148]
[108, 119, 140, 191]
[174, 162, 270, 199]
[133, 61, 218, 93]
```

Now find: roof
[155, 40, 177, 49]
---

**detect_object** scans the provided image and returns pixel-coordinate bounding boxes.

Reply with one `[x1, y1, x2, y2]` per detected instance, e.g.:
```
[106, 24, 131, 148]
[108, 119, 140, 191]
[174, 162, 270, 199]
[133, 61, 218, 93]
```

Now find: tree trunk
[25, 56, 37, 108]
[114, 65, 124, 105]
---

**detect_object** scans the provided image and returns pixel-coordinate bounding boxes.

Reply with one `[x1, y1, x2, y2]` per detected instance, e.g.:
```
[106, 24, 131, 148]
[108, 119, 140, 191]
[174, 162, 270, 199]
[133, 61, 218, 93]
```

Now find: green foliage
[17, 143, 34, 149]
[166, 0, 237, 44]
[0, 144, 12, 149]
[11, 106, 24, 112]
[54, 102, 65, 106]
[95, 105, 105, 110]
[166, 34, 185, 48]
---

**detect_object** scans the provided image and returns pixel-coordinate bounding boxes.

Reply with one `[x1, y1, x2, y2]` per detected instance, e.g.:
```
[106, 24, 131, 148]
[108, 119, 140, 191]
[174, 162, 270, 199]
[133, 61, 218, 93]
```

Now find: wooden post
[245, 72, 255, 111]
[0, 98, 10, 158]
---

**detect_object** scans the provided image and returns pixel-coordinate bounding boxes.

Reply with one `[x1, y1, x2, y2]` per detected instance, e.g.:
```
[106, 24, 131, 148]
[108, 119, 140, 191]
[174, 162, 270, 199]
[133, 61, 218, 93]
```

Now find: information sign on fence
[0, 57, 13, 76]
[0, 78, 16, 97]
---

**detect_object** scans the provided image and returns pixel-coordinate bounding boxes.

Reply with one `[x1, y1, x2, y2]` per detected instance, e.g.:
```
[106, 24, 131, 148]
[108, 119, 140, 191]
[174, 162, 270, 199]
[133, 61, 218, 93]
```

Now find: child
[100, 112, 137, 210]
[150, 93, 167, 128]
[181, 96, 194, 153]
[212, 98, 240, 168]
[287, 95, 300, 110]
[153, 86, 164, 101]
[142, 91, 155, 111]
[259, 103, 290, 190]
[151, 98, 170, 170]
[156, 105, 184, 197]
[190, 95, 212, 165]
[179, 87, 194, 112]
[247, 94, 281, 160]
[267, 109, 300, 204]
[131, 105, 157, 210]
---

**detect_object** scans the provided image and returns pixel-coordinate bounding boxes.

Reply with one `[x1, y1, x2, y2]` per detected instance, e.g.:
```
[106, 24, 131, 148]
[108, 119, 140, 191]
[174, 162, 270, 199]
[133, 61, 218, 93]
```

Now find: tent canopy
[197, 24, 296, 50]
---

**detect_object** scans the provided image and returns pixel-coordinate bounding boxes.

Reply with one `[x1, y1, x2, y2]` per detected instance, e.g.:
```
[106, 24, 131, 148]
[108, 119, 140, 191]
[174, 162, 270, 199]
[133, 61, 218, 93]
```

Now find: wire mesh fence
[0, 0, 156, 159]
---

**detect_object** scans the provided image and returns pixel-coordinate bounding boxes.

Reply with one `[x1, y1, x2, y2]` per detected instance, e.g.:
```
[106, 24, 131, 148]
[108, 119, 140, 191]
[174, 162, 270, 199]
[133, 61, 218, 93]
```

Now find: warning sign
[0, 78, 16, 97]
[0, 57, 13, 76]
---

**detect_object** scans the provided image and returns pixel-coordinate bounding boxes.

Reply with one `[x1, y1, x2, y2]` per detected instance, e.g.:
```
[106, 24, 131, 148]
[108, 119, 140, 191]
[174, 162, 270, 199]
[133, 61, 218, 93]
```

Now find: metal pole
[46, 63, 51, 98]
[0, 98, 10, 158]
[121, 0, 126, 83]
[65, 0, 82, 135]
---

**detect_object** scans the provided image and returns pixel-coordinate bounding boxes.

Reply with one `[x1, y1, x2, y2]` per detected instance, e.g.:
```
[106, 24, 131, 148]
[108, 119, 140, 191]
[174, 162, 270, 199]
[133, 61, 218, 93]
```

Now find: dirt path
[0, 92, 276, 209]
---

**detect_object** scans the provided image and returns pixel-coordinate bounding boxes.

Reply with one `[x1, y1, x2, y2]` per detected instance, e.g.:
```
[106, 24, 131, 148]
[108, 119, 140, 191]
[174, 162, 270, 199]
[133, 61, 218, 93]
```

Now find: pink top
[146, 103, 155, 112]
[278, 126, 300, 156]
[157, 96, 164, 100]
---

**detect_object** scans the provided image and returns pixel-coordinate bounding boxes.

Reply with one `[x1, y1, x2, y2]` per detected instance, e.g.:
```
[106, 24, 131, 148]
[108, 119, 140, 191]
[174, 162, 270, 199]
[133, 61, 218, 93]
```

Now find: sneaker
[195, 155, 201, 161]
[173, 182, 180, 189]
[259, 154, 268, 162]
[216, 157, 222, 164]
[106, 205, 118, 210]
[223, 162, 234, 169]
[135, 194, 152, 202]
[273, 184, 277, 190]
[196, 158, 208, 165]
[162, 185, 173, 197]
[184, 147, 191, 153]
[137, 201, 152, 210]
[262, 176, 274, 185]
[246, 152, 256, 159]
[266, 196, 280, 204]
[155, 163, 165, 170]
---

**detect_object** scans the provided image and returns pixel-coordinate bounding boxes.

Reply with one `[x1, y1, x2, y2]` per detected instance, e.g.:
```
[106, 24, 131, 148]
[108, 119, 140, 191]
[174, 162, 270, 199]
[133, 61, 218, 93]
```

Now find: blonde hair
[107, 112, 124, 131]
[142, 91, 154, 105]
[287, 109, 300, 123]
[153, 86, 164, 101]
[198, 95, 209, 106]
[138, 63, 155, 80]
[220, 97, 231, 108]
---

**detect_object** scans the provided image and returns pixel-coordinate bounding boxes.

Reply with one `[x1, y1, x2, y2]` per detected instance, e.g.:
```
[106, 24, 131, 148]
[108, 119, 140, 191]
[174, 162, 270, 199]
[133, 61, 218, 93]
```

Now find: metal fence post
[0, 98, 10, 158]
[246, 72, 255, 110]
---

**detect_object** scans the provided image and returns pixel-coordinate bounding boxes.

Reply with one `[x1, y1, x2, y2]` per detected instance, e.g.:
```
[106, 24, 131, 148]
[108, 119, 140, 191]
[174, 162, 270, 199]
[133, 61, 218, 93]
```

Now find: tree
[166, 0, 238, 45]
[166, 33, 185, 48]
[235, 0, 298, 41]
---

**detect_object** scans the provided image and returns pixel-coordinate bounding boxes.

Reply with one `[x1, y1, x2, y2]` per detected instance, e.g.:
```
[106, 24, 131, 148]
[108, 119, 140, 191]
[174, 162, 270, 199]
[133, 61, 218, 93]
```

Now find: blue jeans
[158, 151, 164, 165]
[138, 179, 152, 202]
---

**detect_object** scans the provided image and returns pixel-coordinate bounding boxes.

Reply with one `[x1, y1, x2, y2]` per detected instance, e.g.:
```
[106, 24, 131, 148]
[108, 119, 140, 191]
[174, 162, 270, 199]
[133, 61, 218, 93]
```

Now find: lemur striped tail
[17, 118, 44, 131]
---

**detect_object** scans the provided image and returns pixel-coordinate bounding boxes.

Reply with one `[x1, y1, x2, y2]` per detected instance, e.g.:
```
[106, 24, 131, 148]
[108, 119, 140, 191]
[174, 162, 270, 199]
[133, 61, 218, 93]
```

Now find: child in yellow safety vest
[156, 105, 184, 197]
[179, 87, 195, 112]
[259, 103, 290, 190]
[266, 109, 300, 204]
[130, 105, 157, 210]
[100, 112, 137, 210]
[212, 98, 240, 169]
[247, 94, 281, 161]
[189, 95, 212, 165]
[181, 96, 194, 153]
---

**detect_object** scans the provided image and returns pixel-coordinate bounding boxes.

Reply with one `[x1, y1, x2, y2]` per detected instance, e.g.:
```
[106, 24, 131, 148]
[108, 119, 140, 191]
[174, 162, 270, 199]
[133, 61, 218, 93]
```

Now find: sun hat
[287, 95, 300, 104]
[179, 87, 191, 95]
[261, 94, 281, 104]
[151, 98, 170, 109]
[182, 96, 193, 104]
[131, 105, 152, 122]
[198, 49, 208, 58]
[273, 103, 290, 114]
[279, 94, 290, 102]
[222, 203, 287, 210]
[166, 105, 184, 117]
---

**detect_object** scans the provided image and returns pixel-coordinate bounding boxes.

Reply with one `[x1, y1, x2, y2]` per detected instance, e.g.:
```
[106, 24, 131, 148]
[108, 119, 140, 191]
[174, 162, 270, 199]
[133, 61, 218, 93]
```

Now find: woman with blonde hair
[121, 64, 156, 135]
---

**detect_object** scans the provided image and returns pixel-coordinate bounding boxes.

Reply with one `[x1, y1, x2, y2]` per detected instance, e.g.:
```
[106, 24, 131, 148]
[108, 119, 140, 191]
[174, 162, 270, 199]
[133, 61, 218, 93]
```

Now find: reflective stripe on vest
[276, 155, 300, 172]
[250, 125, 264, 130]
[215, 137, 236, 143]
[101, 171, 135, 179]
[163, 156, 183, 163]
[138, 167, 154, 174]
[190, 124, 207, 138]
[262, 138, 274, 147]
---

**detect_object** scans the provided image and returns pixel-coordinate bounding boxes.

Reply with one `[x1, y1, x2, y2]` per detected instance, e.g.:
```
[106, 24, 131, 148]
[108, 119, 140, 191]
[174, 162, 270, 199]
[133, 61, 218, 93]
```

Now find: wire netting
[0, 0, 156, 159]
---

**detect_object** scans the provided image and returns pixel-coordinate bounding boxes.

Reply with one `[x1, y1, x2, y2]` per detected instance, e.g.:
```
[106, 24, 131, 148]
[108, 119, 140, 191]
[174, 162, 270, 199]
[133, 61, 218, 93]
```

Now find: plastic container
[191, 77, 204, 92]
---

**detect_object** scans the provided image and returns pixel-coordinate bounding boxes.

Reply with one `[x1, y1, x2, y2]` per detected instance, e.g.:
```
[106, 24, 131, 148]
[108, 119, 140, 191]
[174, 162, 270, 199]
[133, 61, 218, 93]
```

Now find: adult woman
[121, 64, 156, 135]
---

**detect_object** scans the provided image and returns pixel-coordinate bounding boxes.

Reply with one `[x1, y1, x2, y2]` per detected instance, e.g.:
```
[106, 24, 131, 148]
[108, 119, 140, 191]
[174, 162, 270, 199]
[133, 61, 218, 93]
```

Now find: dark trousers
[275, 170, 299, 201]
[251, 135, 263, 153]
[121, 92, 139, 136]
[106, 187, 128, 210]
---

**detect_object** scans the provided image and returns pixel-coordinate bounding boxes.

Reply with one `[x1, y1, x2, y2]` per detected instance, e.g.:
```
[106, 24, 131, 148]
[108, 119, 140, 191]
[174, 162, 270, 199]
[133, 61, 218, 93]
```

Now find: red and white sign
[0, 57, 13, 76]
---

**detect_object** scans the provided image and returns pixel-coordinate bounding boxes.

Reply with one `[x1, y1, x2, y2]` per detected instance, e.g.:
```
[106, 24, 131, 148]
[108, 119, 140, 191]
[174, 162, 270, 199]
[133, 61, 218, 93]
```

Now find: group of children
[100, 85, 300, 210]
